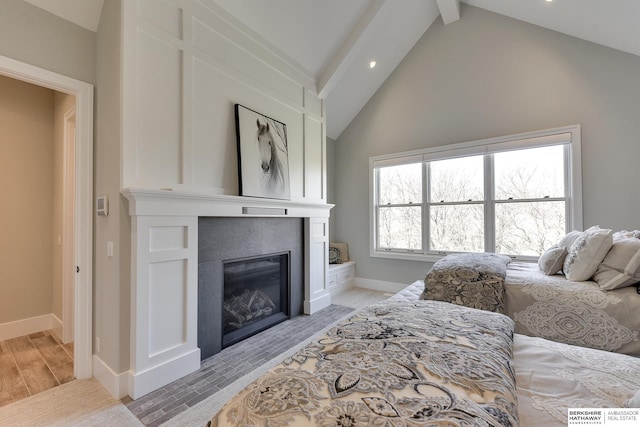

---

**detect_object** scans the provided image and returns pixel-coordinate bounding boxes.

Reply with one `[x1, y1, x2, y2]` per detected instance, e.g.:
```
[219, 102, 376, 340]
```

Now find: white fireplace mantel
[121, 187, 334, 399]
[122, 187, 334, 218]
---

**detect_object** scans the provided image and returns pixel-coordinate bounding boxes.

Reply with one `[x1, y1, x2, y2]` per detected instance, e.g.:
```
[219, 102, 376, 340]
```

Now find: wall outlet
[95, 337, 101, 353]
[107, 241, 113, 258]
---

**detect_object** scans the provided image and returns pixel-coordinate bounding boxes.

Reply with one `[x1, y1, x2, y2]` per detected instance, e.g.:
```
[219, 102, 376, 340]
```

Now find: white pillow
[563, 226, 614, 281]
[538, 244, 567, 275]
[593, 230, 640, 290]
[625, 389, 640, 408]
[558, 230, 584, 250]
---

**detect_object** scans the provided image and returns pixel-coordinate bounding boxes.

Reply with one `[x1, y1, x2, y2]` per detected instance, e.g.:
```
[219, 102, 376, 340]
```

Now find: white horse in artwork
[256, 118, 287, 196]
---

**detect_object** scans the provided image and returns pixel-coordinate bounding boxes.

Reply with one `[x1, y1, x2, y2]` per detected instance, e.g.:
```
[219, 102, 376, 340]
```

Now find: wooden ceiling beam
[436, 0, 460, 25]
[317, 0, 389, 99]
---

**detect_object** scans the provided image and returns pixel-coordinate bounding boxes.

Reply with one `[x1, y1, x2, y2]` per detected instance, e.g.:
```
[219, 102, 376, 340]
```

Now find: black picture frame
[235, 104, 290, 200]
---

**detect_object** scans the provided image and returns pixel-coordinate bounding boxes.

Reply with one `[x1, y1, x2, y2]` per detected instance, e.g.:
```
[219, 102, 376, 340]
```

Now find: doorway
[0, 55, 93, 380]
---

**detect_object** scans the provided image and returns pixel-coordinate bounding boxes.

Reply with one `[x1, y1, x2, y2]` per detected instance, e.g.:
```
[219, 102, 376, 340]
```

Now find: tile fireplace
[222, 252, 289, 348]
[123, 188, 332, 398]
[198, 217, 304, 359]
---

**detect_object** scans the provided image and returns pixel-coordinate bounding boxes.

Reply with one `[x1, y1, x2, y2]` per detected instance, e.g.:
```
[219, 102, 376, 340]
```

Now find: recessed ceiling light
[369, 60, 377, 69]
[546, 0, 552, 2]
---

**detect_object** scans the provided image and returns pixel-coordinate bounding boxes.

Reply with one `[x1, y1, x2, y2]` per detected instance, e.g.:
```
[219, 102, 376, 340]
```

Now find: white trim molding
[122, 188, 333, 398]
[0, 314, 62, 342]
[0, 54, 94, 381]
[93, 355, 130, 400]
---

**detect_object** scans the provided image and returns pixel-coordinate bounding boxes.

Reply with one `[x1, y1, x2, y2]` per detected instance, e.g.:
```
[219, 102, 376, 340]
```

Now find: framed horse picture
[235, 104, 291, 200]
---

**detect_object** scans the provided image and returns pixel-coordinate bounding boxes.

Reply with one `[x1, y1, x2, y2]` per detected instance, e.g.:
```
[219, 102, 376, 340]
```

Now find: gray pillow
[538, 244, 567, 275]
[563, 226, 613, 282]
[593, 230, 640, 290]
[558, 230, 584, 250]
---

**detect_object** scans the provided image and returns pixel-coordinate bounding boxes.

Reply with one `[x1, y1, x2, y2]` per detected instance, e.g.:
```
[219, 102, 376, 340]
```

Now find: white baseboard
[50, 314, 63, 342]
[0, 313, 61, 341]
[128, 349, 201, 400]
[354, 277, 408, 294]
[93, 354, 129, 399]
[304, 291, 332, 314]
[328, 280, 354, 296]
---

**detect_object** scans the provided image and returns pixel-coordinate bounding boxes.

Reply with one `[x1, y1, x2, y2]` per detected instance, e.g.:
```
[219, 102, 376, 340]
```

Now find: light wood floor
[332, 286, 393, 309]
[0, 288, 389, 417]
[0, 330, 74, 408]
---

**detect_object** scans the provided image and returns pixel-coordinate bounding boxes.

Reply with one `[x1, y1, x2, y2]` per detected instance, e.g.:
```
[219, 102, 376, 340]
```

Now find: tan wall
[0, 75, 54, 323]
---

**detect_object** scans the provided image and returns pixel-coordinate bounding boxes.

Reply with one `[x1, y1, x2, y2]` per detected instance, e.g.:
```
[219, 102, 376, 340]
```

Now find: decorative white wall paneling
[121, 0, 330, 399]
[122, 0, 325, 198]
[123, 189, 332, 398]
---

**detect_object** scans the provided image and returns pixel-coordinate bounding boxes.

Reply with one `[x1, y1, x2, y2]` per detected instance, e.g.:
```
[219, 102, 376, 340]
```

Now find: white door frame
[62, 109, 76, 344]
[0, 55, 94, 379]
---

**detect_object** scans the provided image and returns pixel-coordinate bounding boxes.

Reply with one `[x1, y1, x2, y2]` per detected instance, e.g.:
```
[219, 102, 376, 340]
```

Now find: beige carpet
[0, 378, 142, 427]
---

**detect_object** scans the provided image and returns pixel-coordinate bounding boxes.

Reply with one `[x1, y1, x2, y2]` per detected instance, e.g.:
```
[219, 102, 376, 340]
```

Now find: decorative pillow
[329, 242, 349, 263]
[563, 226, 614, 281]
[593, 230, 640, 290]
[625, 389, 640, 408]
[558, 230, 584, 250]
[538, 244, 567, 275]
[328, 247, 342, 264]
[420, 253, 511, 314]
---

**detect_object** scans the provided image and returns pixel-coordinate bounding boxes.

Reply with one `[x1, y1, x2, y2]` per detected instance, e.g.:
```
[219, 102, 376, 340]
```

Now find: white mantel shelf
[121, 188, 334, 218]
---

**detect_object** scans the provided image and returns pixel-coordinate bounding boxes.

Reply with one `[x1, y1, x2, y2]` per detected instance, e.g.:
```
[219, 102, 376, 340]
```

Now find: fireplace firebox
[222, 252, 290, 347]
[198, 217, 304, 359]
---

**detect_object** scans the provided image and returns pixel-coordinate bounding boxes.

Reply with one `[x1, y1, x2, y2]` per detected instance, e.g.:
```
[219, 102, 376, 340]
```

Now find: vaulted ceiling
[24, 0, 640, 140]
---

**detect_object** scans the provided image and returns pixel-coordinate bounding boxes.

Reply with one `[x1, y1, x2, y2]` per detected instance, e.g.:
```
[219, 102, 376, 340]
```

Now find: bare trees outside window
[494, 145, 566, 256]
[372, 127, 581, 260]
[429, 155, 485, 253]
[377, 163, 422, 251]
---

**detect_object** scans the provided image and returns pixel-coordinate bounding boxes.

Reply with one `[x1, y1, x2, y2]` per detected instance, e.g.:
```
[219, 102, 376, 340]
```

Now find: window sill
[370, 250, 442, 263]
[370, 250, 539, 263]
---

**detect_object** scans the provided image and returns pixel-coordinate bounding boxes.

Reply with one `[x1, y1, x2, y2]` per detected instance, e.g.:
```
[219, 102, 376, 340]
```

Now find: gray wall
[95, 0, 130, 373]
[334, 5, 640, 286]
[0, 0, 96, 84]
[327, 137, 337, 241]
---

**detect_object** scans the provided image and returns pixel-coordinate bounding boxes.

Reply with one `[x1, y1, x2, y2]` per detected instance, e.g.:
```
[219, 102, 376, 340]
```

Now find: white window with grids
[370, 125, 582, 261]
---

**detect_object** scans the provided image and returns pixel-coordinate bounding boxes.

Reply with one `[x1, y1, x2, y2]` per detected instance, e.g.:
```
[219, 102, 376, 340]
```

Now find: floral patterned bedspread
[210, 300, 519, 426]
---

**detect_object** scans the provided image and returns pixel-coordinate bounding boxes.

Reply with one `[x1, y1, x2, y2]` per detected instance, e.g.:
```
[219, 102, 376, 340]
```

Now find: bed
[210, 282, 640, 426]
[396, 281, 640, 426]
[422, 250, 640, 355]
[505, 261, 640, 355]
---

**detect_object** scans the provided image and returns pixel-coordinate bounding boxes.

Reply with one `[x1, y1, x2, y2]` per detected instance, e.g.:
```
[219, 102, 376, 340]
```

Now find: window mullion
[484, 153, 495, 253]
[423, 161, 430, 253]
[564, 143, 572, 230]
[373, 167, 380, 251]
[495, 197, 566, 204]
